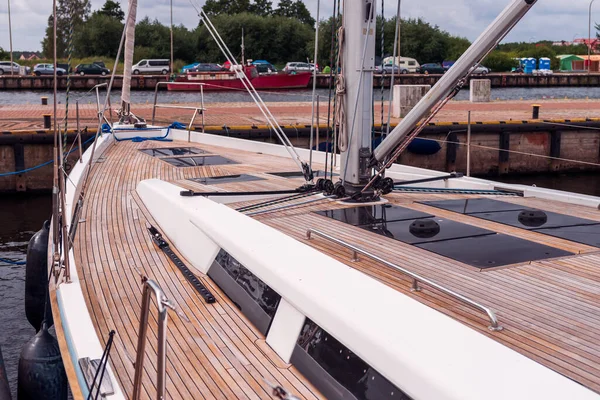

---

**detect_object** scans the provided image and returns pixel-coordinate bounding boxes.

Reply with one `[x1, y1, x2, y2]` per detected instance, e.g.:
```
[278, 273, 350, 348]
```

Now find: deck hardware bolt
[351, 251, 360, 262]
[411, 279, 421, 292]
[532, 104, 541, 119]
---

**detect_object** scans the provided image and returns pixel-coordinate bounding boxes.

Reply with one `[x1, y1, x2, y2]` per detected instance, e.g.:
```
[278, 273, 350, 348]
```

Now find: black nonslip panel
[358, 218, 495, 245]
[421, 198, 525, 214]
[416, 234, 573, 269]
[316, 204, 434, 226]
[162, 155, 238, 167]
[534, 224, 600, 248]
[188, 174, 264, 185]
[268, 170, 339, 178]
[292, 319, 411, 400]
[475, 210, 598, 230]
[139, 147, 205, 157]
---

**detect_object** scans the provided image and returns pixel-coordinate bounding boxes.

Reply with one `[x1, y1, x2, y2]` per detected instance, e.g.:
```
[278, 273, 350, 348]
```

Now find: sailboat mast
[340, 0, 376, 197]
[121, 0, 138, 118]
[241, 27, 245, 65]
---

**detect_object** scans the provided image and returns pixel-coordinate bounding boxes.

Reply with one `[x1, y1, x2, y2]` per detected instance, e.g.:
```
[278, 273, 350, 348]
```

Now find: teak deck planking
[73, 139, 600, 397]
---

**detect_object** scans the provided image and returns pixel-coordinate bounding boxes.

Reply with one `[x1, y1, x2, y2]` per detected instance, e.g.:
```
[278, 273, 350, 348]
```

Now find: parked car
[75, 63, 110, 76]
[473, 65, 490, 74]
[189, 63, 224, 72]
[33, 63, 66, 76]
[0, 61, 30, 75]
[132, 59, 170, 75]
[375, 64, 408, 74]
[419, 63, 445, 74]
[252, 60, 277, 74]
[283, 62, 314, 73]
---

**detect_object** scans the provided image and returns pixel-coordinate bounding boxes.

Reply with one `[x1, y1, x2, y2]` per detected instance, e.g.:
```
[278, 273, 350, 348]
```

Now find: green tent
[558, 55, 584, 71]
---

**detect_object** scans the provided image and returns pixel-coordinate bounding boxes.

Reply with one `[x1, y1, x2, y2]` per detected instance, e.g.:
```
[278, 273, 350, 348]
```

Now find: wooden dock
[70, 137, 600, 398]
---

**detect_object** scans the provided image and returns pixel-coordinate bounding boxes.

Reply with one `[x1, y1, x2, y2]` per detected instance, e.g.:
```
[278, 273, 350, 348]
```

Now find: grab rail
[306, 228, 502, 331]
[151, 82, 206, 140]
[132, 278, 170, 400]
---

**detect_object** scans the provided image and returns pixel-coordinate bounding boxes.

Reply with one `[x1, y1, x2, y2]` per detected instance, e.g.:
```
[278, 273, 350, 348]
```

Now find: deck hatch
[358, 218, 495, 245]
[291, 318, 411, 400]
[208, 250, 280, 335]
[162, 155, 238, 167]
[317, 204, 434, 226]
[139, 147, 206, 157]
[534, 224, 600, 247]
[420, 198, 525, 214]
[416, 234, 572, 269]
[422, 198, 600, 247]
[188, 174, 264, 185]
[316, 204, 574, 267]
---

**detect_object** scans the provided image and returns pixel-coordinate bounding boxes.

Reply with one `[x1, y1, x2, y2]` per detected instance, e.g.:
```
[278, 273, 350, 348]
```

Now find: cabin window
[291, 319, 411, 400]
[208, 250, 281, 335]
[408, 61, 416, 66]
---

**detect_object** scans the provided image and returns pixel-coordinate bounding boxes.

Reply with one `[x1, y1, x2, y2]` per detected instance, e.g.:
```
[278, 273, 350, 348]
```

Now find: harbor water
[2, 86, 600, 105]
[0, 172, 599, 396]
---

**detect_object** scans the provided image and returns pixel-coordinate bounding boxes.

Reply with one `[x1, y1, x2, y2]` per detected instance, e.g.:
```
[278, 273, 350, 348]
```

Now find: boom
[371, 0, 538, 166]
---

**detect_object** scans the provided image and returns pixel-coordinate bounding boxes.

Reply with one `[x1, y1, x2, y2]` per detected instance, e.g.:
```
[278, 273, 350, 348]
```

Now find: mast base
[336, 181, 381, 203]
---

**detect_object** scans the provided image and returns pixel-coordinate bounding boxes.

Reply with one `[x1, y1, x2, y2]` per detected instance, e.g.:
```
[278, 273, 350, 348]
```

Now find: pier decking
[72, 137, 600, 398]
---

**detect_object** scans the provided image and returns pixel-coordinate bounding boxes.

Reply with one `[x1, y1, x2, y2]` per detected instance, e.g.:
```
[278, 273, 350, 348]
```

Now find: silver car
[0, 61, 30, 75]
[283, 62, 314, 73]
[473, 65, 490, 74]
[376, 64, 409, 74]
[33, 63, 66, 76]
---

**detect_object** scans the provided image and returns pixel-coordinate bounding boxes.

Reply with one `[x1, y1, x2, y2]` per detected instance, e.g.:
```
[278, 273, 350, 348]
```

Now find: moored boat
[168, 65, 312, 91]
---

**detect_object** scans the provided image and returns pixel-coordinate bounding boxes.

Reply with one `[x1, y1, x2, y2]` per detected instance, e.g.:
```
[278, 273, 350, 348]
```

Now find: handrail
[306, 228, 502, 331]
[151, 82, 206, 138]
[132, 278, 170, 400]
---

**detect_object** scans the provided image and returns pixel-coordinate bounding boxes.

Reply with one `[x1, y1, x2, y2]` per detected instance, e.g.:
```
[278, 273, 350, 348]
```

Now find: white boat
[42, 1, 600, 399]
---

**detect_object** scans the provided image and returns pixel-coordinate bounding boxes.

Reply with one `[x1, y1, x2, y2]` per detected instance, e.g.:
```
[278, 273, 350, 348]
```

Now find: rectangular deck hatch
[316, 203, 574, 268]
[162, 155, 238, 167]
[140, 147, 206, 157]
[422, 198, 600, 247]
[358, 218, 495, 245]
[317, 204, 434, 226]
[416, 234, 572, 269]
[188, 174, 264, 185]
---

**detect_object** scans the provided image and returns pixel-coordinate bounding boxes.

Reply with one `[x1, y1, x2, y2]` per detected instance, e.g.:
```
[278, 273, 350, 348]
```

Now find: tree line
[36, 0, 597, 71]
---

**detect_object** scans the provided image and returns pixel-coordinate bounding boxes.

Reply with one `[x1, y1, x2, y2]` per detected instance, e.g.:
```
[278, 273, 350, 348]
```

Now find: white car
[473, 65, 490, 74]
[132, 59, 170, 75]
[0, 61, 30, 75]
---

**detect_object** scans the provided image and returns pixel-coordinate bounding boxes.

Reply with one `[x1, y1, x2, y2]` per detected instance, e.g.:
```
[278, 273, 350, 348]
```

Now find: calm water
[2, 86, 600, 105]
[0, 171, 599, 396]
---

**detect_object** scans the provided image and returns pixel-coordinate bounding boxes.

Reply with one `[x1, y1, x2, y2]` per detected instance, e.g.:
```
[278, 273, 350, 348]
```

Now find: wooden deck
[74, 138, 600, 398]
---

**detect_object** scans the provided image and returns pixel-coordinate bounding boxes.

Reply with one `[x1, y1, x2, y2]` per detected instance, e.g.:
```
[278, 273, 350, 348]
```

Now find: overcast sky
[0, 0, 595, 52]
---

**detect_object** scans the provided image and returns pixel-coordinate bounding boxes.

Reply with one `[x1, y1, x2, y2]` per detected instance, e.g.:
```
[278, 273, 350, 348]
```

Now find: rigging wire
[379, 0, 385, 131]
[323, 0, 339, 182]
[385, 0, 402, 136]
[197, 8, 312, 180]
[309, 0, 321, 171]
[329, 0, 343, 181]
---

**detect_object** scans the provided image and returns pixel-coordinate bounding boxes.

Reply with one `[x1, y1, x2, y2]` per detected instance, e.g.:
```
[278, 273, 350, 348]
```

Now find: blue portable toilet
[523, 58, 537, 74]
[538, 57, 551, 70]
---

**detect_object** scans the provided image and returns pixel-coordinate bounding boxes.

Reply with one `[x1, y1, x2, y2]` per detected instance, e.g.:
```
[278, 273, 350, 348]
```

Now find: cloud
[0, 0, 597, 52]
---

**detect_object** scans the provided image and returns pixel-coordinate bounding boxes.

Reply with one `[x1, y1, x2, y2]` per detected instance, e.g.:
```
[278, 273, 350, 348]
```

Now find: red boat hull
[167, 72, 312, 92]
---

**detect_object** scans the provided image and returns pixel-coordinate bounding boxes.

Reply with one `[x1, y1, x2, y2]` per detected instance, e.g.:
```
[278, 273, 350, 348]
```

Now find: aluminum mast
[339, 0, 377, 197]
[371, 0, 538, 166]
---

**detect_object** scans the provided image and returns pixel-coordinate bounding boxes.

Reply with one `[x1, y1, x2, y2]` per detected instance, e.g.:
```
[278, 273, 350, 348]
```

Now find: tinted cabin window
[208, 250, 281, 335]
[215, 250, 280, 318]
[294, 319, 411, 400]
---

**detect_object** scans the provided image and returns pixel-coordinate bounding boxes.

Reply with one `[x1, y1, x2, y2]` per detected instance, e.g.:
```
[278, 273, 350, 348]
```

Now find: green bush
[483, 51, 519, 72]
